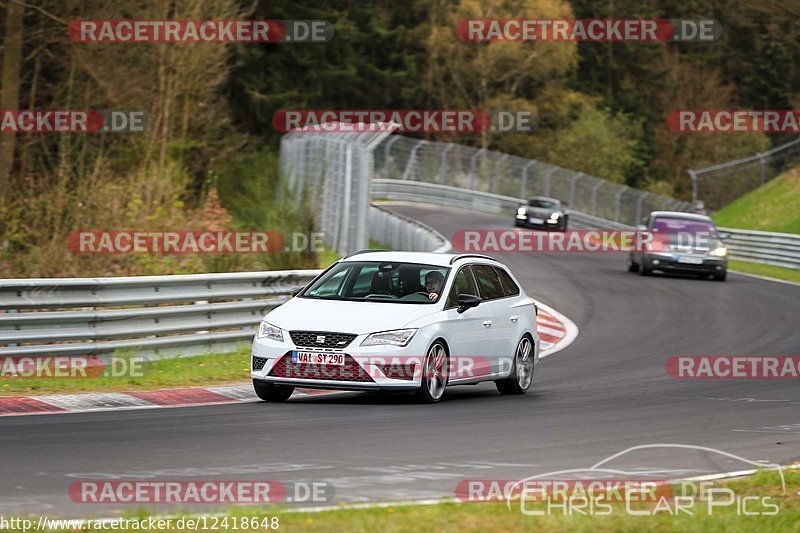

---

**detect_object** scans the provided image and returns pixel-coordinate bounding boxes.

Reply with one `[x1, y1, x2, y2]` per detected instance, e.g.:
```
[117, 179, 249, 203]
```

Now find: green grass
[5, 468, 798, 531]
[712, 166, 800, 234]
[729, 260, 800, 284]
[0, 349, 251, 396]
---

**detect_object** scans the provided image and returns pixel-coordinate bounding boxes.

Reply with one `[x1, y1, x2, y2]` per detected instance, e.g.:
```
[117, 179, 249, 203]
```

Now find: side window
[446, 266, 479, 308]
[495, 267, 520, 296]
[472, 264, 504, 300]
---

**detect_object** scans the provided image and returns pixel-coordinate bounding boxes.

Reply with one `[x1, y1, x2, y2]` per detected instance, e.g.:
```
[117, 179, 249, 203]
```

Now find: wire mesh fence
[688, 137, 800, 211]
[374, 136, 692, 226]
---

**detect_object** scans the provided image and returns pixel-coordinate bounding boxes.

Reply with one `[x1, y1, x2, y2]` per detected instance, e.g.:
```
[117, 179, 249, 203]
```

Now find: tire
[559, 219, 568, 231]
[639, 260, 652, 276]
[712, 270, 727, 281]
[627, 255, 640, 273]
[496, 336, 535, 395]
[253, 380, 294, 402]
[415, 341, 449, 403]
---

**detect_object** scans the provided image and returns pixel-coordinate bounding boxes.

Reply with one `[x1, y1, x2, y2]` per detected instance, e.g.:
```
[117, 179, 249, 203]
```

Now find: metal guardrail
[718, 228, 800, 269]
[0, 205, 451, 358]
[372, 179, 631, 230]
[373, 179, 799, 269]
[369, 204, 451, 253]
[0, 271, 321, 358]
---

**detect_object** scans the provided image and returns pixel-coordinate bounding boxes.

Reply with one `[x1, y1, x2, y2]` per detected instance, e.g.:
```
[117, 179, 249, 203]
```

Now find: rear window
[472, 265, 505, 300]
[495, 267, 520, 296]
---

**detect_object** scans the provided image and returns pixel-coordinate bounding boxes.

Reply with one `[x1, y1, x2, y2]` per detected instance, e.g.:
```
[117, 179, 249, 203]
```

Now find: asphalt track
[1, 203, 799, 516]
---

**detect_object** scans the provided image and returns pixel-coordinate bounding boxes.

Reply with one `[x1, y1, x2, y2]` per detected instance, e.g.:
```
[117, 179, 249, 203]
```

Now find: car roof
[339, 251, 501, 267]
[649, 211, 713, 222]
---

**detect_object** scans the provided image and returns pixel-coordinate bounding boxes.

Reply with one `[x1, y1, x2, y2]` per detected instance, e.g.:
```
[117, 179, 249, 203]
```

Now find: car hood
[264, 297, 440, 334]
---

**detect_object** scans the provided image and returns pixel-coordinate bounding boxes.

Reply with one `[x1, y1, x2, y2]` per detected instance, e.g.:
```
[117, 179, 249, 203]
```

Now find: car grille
[252, 356, 268, 371]
[268, 354, 374, 382]
[289, 331, 358, 349]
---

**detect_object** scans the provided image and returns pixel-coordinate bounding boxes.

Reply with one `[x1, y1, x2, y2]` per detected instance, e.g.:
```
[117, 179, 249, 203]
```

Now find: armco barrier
[0, 271, 320, 358]
[0, 205, 450, 359]
[372, 179, 799, 269]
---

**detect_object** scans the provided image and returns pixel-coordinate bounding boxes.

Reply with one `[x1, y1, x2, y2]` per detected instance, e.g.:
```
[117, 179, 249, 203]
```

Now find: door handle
[483, 320, 493, 327]
[510, 315, 519, 322]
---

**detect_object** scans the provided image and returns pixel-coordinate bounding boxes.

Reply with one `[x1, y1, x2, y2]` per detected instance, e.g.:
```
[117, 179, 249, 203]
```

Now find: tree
[0, 0, 23, 203]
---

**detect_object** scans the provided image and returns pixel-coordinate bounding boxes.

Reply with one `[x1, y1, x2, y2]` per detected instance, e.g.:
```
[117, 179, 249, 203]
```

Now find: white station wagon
[251, 251, 540, 403]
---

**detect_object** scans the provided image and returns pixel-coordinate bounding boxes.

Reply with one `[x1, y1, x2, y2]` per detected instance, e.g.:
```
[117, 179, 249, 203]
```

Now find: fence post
[492, 154, 508, 194]
[383, 135, 401, 178]
[614, 186, 628, 223]
[521, 160, 536, 199]
[402, 140, 425, 181]
[440, 143, 454, 184]
[569, 172, 583, 208]
[590, 180, 604, 216]
[635, 192, 650, 225]
[544, 166, 558, 197]
[757, 152, 767, 185]
[469, 148, 486, 190]
[688, 169, 698, 204]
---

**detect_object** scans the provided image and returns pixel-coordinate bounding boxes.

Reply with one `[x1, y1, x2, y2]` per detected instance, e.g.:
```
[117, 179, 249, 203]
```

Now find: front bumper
[251, 332, 430, 391]
[515, 214, 561, 228]
[643, 252, 727, 274]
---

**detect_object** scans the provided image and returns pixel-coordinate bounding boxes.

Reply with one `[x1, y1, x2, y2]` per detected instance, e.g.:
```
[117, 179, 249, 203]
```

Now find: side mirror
[457, 294, 481, 314]
[289, 286, 305, 297]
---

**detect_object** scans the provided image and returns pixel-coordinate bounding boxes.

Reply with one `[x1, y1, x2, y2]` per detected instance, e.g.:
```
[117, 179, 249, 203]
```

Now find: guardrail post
[614, 186, 628, 223]
[469, 148, 486, 190]
[492, 154, 508, 194]
[544, 166, 558, 197]
[440, 143, 454, 184]
[521, 160, 536, 199]
[569, 172, 583, 209]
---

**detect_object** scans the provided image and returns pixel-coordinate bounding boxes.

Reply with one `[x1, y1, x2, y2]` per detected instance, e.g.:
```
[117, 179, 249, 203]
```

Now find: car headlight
[257, 321, 284, 342]
[549, 212, 560, 220]
[517, 207, 527, 215]
[709, 247, 727, 257]
[360, 328, 417, 347]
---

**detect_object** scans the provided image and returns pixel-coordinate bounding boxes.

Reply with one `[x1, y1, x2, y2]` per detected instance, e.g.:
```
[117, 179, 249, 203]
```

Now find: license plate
[291, 351, 344, 365]
[677, 256, 704, 265]
[528, 217, 544, 224]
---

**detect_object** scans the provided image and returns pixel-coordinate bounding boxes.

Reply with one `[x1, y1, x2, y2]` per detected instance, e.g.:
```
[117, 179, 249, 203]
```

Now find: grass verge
[5, 468, 798, 531]
[0, 349, 251, 396]
[711, 165, 800, 234]
[729, 260, 800, 284]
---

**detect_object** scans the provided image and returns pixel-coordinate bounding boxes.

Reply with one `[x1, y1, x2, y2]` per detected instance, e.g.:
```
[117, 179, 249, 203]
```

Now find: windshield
[652, 217, 718, 236]
[301, 261, 450, 304]
[528, 199, 560, 209]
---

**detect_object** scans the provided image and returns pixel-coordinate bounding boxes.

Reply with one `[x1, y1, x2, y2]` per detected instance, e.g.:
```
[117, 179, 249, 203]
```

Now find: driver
[424, 271, 444, 300]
